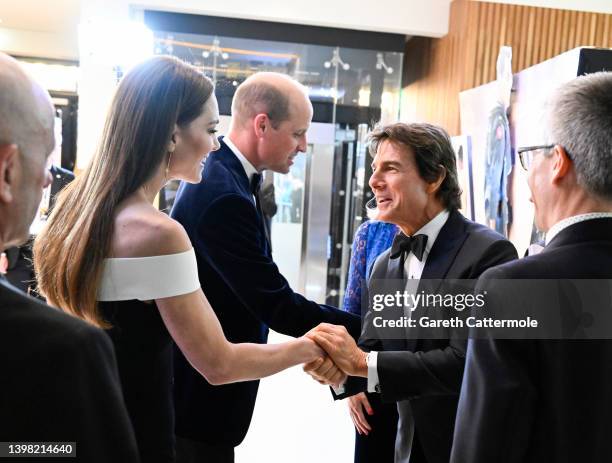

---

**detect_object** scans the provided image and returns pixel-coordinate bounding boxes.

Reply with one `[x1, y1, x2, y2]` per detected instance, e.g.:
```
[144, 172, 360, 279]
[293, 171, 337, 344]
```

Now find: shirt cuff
[333, 383, 346, 395]
[367, 351, 380, 393]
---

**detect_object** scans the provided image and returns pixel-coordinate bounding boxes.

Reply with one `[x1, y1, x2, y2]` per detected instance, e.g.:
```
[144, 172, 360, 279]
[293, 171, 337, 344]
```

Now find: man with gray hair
[171, 72, 359, 462]
[451, 72, 612, 462]
[0, 52, 139, 461]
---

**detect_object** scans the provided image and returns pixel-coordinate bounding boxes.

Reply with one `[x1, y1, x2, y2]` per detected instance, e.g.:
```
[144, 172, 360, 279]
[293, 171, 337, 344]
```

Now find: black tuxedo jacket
[339, 210, 517, 463]
[170, 138, 360, 446]
[0, 278, 139, 462]
[451, 217, 612, 463]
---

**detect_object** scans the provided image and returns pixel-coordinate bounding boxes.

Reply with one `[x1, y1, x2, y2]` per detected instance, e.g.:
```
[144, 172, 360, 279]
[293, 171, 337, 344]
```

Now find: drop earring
[165, 148, 174, 182]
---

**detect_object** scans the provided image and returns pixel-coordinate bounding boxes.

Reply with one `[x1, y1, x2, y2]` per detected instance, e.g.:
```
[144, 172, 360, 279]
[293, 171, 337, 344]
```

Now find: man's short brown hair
[231, 81, 290, 128]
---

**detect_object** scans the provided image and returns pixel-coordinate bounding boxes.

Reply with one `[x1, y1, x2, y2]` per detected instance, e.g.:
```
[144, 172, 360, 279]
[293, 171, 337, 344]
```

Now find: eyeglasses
[517, 144, 555, 171]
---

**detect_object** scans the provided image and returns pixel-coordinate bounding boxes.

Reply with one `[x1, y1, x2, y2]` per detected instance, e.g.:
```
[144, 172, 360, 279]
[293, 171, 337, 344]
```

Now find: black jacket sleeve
[3, 321, 140, 462]
[450, 268, 537, 463]
[195, 193, 360, 338]
[65, 326, 141, 462]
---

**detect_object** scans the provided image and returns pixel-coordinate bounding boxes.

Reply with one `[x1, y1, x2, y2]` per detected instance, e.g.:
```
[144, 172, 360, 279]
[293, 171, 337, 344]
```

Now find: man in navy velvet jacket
[171, 72, 360, 462]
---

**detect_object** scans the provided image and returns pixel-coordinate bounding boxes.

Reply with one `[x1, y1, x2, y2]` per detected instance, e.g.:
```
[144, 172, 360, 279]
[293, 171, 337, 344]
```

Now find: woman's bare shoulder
[111, 204, 191, 258]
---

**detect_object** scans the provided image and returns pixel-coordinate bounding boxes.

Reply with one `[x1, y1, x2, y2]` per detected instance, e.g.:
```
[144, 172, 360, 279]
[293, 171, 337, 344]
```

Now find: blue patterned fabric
[342, 220, 399, 315]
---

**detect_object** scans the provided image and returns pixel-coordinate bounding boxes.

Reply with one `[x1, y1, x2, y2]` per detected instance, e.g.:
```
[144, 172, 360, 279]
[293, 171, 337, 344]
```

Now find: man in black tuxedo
[170, 72, 359, 462]
[0, 52, 139, 461]
[450, 73, 612, 462]
[307, 122, 517, 463]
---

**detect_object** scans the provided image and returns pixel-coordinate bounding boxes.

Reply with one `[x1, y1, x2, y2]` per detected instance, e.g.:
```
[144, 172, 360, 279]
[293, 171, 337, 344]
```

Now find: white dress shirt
[223, 136, 259, 203]
[367, 209, 450, 393]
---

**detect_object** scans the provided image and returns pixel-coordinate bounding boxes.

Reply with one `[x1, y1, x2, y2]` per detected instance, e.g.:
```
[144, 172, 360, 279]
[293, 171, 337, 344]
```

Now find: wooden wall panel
[402, 0, 612, 135]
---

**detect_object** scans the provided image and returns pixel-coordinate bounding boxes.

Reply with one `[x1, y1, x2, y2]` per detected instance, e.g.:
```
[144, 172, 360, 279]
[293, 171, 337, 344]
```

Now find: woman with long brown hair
[33, 56, 326, 462]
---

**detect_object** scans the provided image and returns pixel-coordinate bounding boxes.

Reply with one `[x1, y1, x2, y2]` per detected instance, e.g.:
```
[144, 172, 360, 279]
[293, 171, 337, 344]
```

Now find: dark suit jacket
[338, 210, 517, 463]
[170, 138, 360, 446]
[451, 217, 612, 463]
[0, 278, 139, 462]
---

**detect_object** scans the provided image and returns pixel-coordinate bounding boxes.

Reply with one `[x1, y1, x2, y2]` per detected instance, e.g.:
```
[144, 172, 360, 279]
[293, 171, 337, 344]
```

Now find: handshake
[300, 323, 368, 389]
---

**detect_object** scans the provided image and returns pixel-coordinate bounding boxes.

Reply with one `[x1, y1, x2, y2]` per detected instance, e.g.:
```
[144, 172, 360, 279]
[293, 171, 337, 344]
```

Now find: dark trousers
[175, 436, 234, 463]
[408, 428, 428, 463]
[354, 392, 399, 463]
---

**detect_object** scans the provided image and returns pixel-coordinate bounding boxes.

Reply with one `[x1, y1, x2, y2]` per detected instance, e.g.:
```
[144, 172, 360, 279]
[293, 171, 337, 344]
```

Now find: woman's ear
[0, 144, 18, 204]
[168, 125, 179, 153]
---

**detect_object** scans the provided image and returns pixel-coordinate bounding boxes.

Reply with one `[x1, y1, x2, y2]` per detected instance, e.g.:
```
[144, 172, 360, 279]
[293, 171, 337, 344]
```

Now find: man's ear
[551, 145, 572, 184]
[427, 165, 447, 194]
[253, 113, 268, 138]
[0, 144, 18, 204]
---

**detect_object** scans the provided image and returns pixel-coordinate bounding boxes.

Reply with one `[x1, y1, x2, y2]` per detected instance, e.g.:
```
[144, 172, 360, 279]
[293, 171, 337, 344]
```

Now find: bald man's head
[0, 53, 55, 154]
[0, 52, 55, 248]
[231, 72, 310, 128]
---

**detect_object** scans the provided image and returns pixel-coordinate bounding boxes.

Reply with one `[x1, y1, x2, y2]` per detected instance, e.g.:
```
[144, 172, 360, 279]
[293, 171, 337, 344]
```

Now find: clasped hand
[302, 323, 367, 387]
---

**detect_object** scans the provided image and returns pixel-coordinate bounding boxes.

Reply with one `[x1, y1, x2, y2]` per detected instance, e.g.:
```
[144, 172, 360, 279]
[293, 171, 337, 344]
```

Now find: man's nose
[369, 171, 382, 190]
[297, 134, 307, 153]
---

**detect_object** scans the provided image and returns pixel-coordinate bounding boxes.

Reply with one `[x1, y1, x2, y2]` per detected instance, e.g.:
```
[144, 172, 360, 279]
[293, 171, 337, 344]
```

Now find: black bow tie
[390, 233, 428, 262]
[250, 173, 263, 195]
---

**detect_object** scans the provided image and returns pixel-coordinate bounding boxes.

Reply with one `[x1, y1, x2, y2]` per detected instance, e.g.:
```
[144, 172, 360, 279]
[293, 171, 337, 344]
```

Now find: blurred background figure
[343, 215, 399, 463]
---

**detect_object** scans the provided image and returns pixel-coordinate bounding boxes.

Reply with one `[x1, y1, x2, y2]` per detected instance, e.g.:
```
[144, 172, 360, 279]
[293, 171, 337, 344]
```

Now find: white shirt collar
[545, 212, 612, 246]
[410, 209, 450, 256]
[223, 136, 259, 181]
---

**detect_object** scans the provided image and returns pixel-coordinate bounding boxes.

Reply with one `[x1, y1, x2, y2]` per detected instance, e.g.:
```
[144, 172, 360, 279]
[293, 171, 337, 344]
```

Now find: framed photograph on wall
[451, 135, 475, 221]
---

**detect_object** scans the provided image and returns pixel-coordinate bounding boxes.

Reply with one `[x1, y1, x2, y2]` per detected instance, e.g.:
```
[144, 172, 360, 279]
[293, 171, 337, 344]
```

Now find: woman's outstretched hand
[297, 335, 326, 364]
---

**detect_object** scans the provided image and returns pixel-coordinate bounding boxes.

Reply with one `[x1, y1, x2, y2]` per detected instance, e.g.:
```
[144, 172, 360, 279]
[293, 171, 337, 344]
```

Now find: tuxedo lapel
[216, 137, 252, 197]
[371, 250, 409, 351]
[406, 211, 469, 351]
[388, 248, 409, 350]
[387, 250, 405, 280]
[420, 210, 469, 281]
[216, 138, 272, 255]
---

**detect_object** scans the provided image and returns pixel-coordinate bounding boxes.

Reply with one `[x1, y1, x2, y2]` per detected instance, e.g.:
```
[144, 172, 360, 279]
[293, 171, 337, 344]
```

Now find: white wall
[138, 0, 451, 36]
[79, 0, 452, 37]
[0, 27, 78, 60]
